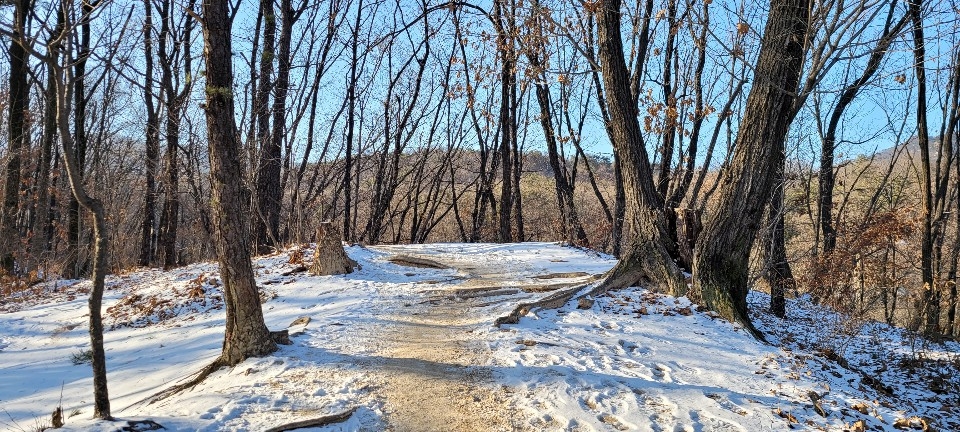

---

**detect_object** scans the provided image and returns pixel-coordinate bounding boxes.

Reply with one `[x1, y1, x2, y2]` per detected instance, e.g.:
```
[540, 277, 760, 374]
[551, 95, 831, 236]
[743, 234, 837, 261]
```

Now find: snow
[1, 242, 957, 431]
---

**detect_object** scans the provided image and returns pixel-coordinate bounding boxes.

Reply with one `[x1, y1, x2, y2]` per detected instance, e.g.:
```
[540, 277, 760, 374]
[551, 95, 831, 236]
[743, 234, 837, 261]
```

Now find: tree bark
[311, 222, 357, 276]
[140, 0, 160, 267]
[2, 0, 30, 273]
[253, 0, 279, 254]
[764, 163, 794, 318]
[201, 0, 278, 365]
[595, 0, 686, 295]
[907, 0, 940, 335]
[692, 0, 809, 337]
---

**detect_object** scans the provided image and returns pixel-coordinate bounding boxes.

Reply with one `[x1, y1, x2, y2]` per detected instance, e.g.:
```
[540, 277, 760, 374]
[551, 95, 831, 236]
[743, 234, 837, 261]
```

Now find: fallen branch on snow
[262, 407, 358, 432]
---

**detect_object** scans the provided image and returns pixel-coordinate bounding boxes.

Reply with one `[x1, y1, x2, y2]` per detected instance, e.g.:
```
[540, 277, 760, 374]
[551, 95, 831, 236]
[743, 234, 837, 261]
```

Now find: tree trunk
[66, 1, 94, 279]
[495, 0, 516, 243]
[32, 70, 55, 273]
[907, 0, 938, 335]
[670, 208, 701, 275]
[692, 0, 809, 337]
[2, 0, 29, 273]
[594, 0, 686, 295]
[253, 0, 279, 254]
[531, 76, 588, 246]
[267, 0, 301, 249]
[611, 157, 625, 257]
[45, 8, 111, 417]
[31, 8, 61, 275]
[201, 0, 277, 366]
[156, 0, 195, 268]
[311, 222, 357, 276]
[818, 6, 908, 256]
[342, 0, 362, 243]
[140, 0, 160, 267]
[765, 163, 795, 318]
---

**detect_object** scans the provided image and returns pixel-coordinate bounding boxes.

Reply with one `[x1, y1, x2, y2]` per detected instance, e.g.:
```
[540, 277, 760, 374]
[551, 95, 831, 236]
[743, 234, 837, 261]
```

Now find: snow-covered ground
[1, 243, 957, 431]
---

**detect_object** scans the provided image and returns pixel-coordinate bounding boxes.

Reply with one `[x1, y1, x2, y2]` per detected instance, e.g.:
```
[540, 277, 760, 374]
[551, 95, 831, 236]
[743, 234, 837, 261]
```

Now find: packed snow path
[349, 244, 551, 431]
[2, 243, 958, 431]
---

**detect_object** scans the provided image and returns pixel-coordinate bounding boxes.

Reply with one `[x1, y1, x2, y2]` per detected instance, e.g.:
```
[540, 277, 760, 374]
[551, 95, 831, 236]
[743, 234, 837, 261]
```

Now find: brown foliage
[801, 209, 916, 315]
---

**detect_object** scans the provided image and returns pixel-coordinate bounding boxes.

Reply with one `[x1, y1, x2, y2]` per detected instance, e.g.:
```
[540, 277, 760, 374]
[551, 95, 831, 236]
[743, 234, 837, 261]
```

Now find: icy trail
[2, 243, 957, 431]
[363, 244, 601, 431]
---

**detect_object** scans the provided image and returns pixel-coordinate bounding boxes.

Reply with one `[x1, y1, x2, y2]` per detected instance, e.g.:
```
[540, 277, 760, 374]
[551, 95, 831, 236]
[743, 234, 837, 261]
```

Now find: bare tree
[201, 0, 277, 365]
[592, 0, 687, 295]
[155, 0, 196, 268]
[2, 0, 30, 273]
[252, 0, 279, 254]
[17, 0, 117, 417]
[692, 0, 810, 336]
[818, 2, 908, 255]
[139, 0, 160, 267]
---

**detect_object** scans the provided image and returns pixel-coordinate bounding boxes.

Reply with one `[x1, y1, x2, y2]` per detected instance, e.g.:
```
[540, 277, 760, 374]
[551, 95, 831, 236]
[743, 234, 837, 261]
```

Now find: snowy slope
[0, 243, 956, 431]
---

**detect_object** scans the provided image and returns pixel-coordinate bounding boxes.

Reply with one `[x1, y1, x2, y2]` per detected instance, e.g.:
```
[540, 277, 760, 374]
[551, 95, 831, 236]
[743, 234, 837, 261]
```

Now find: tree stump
[311, 222, 357, 276]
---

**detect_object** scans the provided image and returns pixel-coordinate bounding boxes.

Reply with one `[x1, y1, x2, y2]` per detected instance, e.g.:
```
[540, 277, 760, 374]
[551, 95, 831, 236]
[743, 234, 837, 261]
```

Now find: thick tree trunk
[202, 0, 277, 366]
[692, 0, 809, 337]
[595, 0, 686, 295]
[611, 157, 625, 257]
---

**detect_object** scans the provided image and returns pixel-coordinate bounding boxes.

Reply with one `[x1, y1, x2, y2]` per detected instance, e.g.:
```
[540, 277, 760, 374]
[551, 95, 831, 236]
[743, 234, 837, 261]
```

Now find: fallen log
[263, 407, 358, 432]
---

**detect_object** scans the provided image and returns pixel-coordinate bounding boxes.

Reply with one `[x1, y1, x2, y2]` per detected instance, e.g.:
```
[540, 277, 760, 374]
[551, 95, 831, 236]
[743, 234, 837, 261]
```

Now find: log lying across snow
[386, 254, 449, 269]
[263, 407, 358, 432]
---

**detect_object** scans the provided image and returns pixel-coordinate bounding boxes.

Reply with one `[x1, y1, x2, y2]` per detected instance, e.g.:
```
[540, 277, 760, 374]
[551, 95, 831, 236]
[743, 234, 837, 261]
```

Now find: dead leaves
[849, 419, 867, 432]
[736, 22, 750, 37]
[774, 407, 798, 423]
[893, 416, 934, 431]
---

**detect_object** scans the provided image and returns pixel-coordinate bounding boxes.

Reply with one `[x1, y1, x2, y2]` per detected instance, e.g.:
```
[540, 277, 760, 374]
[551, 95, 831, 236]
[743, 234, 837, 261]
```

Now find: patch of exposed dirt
[364, 248, 598, 432]
[365, 248, 603, 430]
[374, 302, 525, 431]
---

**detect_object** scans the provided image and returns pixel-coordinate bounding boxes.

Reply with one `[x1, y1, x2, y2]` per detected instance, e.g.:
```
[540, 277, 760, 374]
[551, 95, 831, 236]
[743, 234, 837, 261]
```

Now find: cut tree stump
[310, 222, 358, 276]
